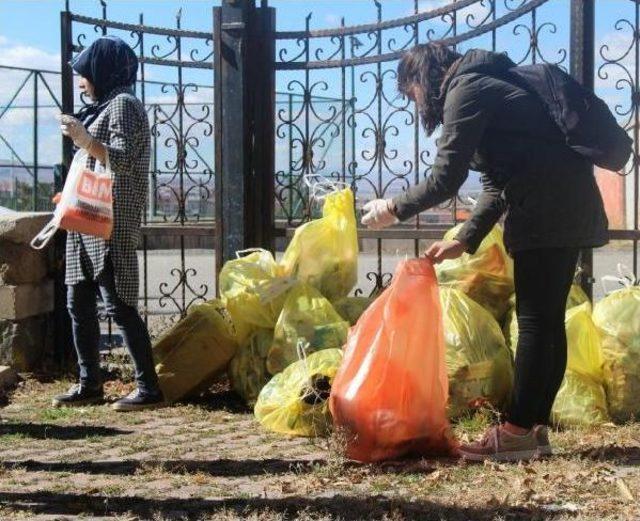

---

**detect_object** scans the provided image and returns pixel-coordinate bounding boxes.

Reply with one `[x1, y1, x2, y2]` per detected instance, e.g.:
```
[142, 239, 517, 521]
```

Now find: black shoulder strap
[481, 66, 567, 146]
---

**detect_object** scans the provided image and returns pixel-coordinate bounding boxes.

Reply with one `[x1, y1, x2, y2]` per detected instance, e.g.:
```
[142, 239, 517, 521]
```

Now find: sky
[0, 0, 635, 202]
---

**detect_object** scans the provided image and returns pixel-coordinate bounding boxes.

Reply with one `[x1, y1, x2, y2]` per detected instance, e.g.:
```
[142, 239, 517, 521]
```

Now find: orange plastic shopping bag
[330, 258, 457, 462]
[31, 149, 113, 249]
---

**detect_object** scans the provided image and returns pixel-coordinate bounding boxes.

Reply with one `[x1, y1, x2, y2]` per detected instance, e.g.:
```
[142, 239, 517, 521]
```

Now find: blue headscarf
[71, 36, 138, 126]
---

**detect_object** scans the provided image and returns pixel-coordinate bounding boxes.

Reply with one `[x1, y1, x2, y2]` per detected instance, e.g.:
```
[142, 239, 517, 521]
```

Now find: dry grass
[0, 377, 638, 520]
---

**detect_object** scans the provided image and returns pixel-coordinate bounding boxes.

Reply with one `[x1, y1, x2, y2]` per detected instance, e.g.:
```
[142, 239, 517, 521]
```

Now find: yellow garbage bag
[563, 303, 602, 378]
[551, 371, 609, 427]
[279, 188, 358, 302]
[593, 286, 640, 422]
[219, 249, 294, 344]
[440, 288, 514, 418]
[332, 296, 374, 326]
[228, 328, 273, 406]
[154, 300, 237, 403]
[551, 303, 608, 427]
[566, 283, 589, 310]
[267, 284, 349, 375]
[436, 224, 514, 322]
[255, 348, 343, 437]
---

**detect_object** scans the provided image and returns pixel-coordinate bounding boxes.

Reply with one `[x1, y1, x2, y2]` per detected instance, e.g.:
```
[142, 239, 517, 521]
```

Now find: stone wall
[0, 212, 55, 371]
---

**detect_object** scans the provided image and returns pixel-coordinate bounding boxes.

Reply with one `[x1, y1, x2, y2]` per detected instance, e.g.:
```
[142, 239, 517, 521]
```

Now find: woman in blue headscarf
[53, 36, 164, 411]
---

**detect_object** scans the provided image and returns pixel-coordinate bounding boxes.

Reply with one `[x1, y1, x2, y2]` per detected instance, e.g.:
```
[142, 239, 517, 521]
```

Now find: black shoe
[112, 389, 166, 412]
[52, 384, 104, 408]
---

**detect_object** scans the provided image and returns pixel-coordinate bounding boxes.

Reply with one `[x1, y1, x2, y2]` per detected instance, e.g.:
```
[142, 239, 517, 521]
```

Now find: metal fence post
[55, 8, 75, 370]
[33, 72, 38, 211]
[251, 2, 276, 250]
[53, 163, 74, 370]
[570, 0, 595, 298]
[214, 0, 275, 279]
[60, 9, 74, 170]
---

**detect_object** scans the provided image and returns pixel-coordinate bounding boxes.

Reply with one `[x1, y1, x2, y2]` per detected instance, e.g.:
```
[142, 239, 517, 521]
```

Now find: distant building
[595, 166, 628, 230]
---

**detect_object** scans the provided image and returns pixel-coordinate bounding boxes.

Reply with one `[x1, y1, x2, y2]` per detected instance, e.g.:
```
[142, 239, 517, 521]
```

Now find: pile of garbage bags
[152, 186, 639, 443]
[152, 189, 364, 415]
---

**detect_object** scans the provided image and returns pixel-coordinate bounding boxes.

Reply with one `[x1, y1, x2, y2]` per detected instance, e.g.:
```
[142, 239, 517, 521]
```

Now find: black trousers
[67, 257, 160, 395]
[508, 247, 580, 429]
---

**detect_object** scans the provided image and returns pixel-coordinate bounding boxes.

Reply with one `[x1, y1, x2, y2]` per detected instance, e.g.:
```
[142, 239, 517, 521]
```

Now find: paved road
[136, 244, 637, 316]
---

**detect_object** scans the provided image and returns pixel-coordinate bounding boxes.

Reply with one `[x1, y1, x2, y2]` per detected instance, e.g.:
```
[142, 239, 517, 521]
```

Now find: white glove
[361, 198, 398, 230]
[59, 114, 94, 150]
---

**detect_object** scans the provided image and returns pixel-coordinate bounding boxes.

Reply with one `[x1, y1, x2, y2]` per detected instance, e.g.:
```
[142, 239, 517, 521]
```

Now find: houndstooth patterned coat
[65, 86, 150, 308]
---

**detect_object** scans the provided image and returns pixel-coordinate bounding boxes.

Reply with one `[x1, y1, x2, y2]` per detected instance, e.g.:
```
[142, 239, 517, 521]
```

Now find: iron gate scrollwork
[596, 0, 640, 276]
[273, 0, 639, 298]
[52, 0, 640, 349]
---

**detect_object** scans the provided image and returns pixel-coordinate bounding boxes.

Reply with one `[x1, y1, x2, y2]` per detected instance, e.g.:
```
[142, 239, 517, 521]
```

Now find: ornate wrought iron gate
[56, 0, 639, 353]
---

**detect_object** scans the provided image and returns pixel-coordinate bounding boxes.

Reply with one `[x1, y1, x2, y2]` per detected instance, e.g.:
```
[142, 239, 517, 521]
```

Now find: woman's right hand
[361, 199, 398, 230]
[58, 114, 94, 150]
[425, 239, 467, 264]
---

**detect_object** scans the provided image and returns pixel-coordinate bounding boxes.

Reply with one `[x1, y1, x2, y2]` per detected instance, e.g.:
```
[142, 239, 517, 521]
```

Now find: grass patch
[451, 408, 496, 442]
[0, 432, 30, 444]
[101, 483, 127, 496]
[1, 377, 639, 521]
[39, 407, 80, 422]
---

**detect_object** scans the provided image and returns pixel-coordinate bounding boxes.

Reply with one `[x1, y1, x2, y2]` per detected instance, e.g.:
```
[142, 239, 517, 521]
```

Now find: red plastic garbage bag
[329, 258, 457, 462]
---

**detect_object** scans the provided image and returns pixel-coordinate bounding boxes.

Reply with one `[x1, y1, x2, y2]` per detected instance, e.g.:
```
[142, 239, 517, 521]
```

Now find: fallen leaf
[521, 477, 534, 488]
[616, 478, 635, 502]
[487, 495, 501, 508]
[427, 469, 444, 482]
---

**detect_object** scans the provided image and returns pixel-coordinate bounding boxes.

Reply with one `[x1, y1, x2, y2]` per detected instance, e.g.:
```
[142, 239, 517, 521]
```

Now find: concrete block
[0, 316, 51, 371]
[0, 240, 49, 285]
[0, 281, 54, 320]
[0, 212, 52, 245]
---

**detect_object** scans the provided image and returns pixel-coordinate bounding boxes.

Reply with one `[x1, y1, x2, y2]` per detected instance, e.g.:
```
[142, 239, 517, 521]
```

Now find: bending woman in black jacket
[362, 44, 608, 462]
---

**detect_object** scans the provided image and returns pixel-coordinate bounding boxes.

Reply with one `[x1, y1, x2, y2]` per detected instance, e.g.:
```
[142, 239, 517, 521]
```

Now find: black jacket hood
[453, 49, 516, 79]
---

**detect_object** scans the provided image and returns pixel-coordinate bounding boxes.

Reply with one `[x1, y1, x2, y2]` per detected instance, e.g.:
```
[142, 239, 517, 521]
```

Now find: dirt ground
[0, 375, 638, 521]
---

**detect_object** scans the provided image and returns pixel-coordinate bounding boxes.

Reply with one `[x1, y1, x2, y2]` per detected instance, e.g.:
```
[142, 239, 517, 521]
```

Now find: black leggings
[508, 247, 580, 429]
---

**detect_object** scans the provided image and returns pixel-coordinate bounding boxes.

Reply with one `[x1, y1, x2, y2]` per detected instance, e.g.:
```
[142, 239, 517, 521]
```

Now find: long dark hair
[397, 44, 462, 135]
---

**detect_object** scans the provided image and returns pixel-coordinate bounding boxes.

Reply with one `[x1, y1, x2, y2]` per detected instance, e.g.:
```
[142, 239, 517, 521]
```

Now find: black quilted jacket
[392, 49, 609, 254]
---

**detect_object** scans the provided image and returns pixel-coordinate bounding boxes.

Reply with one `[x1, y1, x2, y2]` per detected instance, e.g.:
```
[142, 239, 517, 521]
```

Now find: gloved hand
[425, 240, 467, 264]
[361, 199, 398, 230]
[59, 114, 94, 150]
